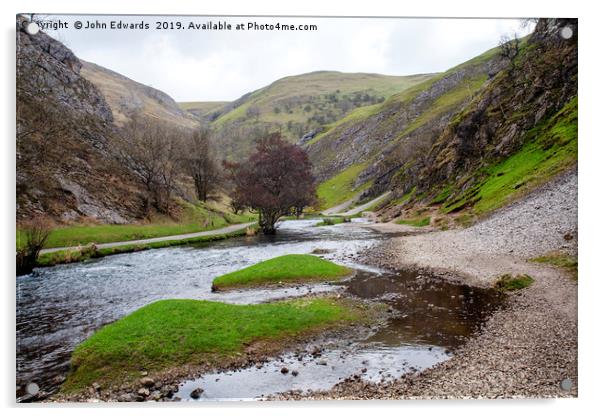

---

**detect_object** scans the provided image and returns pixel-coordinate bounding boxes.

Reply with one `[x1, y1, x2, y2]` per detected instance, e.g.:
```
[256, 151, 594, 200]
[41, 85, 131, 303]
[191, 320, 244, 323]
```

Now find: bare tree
[118, 115, 182, 215]
[180, 128, 218, 202]
[499, 33, 520, 73]
[16, 216, 53, 275]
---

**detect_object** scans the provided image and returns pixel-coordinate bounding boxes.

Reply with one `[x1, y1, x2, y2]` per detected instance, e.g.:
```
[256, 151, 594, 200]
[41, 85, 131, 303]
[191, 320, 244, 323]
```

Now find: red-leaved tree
[224, 133, 316, 234]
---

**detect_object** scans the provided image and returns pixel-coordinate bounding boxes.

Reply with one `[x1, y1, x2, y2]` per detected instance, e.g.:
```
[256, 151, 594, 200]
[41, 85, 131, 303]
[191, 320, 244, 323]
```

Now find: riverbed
[16, 218, 503, 401]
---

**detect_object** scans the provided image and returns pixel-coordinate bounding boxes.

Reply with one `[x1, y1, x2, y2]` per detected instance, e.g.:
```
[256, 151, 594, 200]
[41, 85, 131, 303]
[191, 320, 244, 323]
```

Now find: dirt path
[280, 169, 578, 399]
[40, 222, 256, 255]
[336, 192, 391, 217]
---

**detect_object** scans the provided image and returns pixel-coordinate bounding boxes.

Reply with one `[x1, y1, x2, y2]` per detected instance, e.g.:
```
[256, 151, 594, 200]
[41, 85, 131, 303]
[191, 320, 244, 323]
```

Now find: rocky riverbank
[277, 169, 578, 399]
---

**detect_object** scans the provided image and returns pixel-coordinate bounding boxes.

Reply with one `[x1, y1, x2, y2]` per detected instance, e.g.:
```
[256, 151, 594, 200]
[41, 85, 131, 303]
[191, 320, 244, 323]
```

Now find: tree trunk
[258, 210, 279, 235]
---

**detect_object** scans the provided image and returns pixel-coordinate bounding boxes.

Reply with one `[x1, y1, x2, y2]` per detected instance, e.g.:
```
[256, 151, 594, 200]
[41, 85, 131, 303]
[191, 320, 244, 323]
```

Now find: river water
[16, 219, 503, 401]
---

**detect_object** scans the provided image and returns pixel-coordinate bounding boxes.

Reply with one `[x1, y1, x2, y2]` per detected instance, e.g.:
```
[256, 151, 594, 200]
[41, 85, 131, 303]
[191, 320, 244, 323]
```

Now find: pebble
[189, 388, 203, 399]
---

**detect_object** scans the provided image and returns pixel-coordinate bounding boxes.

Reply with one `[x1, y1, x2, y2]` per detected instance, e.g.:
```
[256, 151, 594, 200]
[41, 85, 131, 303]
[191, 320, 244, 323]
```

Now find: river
[16, 218, 503, 401]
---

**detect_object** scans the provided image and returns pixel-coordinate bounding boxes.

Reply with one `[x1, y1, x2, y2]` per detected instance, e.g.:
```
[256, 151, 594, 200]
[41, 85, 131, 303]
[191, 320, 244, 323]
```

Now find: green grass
[494, 274, 535, 291]
[63, 297, 364, 391]
[315, 217, 347, 226]
[178, 101, 228, 113]
[36, 226, 256, 267]
[317, 163, 370, 209]
[17, 199, 255, 250]
[431, 185, 453, 205]
[212, 254, 352, 291]
[395, 216, 431, 227]
[442, 97, 577, 215]
[532, 252, 578, 280]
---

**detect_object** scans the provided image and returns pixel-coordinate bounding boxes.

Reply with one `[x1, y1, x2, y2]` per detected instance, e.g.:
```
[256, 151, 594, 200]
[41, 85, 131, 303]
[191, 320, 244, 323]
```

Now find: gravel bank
[366, 169, 577, 287]
[278, 169, 578, 399]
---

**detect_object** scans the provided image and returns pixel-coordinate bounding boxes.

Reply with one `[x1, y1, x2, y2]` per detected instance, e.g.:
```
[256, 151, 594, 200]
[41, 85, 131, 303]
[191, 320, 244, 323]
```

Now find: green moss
[317, 163, 370, 209]
[395, 216, 431, 227]
[212, 254, 352, 290]
[63, 297, 363, 391]
[532, 252, 578, 280]
[494, 274, 534, 291]
[442, 97, 577, 215]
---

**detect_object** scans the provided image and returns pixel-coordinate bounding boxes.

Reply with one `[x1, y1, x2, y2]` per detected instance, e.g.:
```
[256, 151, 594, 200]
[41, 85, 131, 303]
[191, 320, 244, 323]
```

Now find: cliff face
[16, 17, 143, 223]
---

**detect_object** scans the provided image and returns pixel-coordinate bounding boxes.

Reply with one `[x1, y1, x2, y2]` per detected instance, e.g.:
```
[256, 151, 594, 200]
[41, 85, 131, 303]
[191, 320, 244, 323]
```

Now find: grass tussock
[532, 251, 578, 280]
[315, 217, 348, 226]
[494, 273, 535, 292]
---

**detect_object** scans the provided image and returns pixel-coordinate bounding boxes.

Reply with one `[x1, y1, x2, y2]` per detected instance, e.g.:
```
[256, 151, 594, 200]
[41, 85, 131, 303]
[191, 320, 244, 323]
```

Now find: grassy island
[211, 254, 352, 291]
[63, 297, 365, 391]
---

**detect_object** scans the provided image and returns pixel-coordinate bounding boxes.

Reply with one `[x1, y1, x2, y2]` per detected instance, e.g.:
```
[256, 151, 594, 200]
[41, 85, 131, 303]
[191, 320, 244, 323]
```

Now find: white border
[2, 1, 599, 415]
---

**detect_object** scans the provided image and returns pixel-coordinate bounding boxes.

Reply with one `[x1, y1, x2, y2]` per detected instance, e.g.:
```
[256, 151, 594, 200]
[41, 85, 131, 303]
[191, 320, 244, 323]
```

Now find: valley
[15, 16, 577, 402]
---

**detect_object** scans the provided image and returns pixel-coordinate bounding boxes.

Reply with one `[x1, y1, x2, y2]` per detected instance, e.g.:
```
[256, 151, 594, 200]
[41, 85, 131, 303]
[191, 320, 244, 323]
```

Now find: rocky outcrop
[407, 18, 577, 201]
[16, 16, 142, 223]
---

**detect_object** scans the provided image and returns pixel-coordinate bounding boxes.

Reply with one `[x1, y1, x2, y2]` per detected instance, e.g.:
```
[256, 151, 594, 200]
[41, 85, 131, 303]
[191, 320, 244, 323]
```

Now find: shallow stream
[16, 219, 503, 401]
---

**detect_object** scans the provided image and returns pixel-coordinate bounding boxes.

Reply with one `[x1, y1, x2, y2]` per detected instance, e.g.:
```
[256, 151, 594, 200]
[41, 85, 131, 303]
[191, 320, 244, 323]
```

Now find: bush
[16, 217, 52, 275]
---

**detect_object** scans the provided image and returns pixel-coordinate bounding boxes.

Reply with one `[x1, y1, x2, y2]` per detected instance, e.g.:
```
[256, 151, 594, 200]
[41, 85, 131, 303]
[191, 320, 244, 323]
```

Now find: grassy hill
[179, 101, 229, 121]
[81, 61, 199, 129]
[200, 71, 435, 160]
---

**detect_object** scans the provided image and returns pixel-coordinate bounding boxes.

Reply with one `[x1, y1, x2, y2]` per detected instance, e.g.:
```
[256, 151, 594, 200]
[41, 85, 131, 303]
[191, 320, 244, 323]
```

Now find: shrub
[16, 217, 52, 275]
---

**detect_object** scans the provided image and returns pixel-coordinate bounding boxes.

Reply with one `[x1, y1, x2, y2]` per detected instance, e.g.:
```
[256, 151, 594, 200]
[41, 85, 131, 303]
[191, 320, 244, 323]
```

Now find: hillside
[81, 61, 199, 129]
[206, 71, 435, 160]
[179, 101, 229, 122]
[16, 17, 236, 228]
[309, 18, 577, 224]
[16, 16, 143, 223]
[307, 45, 503, 207]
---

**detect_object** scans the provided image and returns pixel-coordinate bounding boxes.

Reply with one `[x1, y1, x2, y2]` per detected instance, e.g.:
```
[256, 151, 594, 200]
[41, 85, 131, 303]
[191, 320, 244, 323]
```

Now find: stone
[190, 387, 204, 399]
[139, 377, 155, 387]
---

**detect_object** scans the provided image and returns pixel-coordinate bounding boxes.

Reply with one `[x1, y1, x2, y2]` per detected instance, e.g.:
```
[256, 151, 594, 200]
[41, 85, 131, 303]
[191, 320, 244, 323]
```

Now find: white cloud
[43, 15, 535, 101]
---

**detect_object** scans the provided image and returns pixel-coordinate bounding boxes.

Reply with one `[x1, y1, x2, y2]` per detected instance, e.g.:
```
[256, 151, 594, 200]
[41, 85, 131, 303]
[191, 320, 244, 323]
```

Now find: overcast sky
[42, 15, 534, 102]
